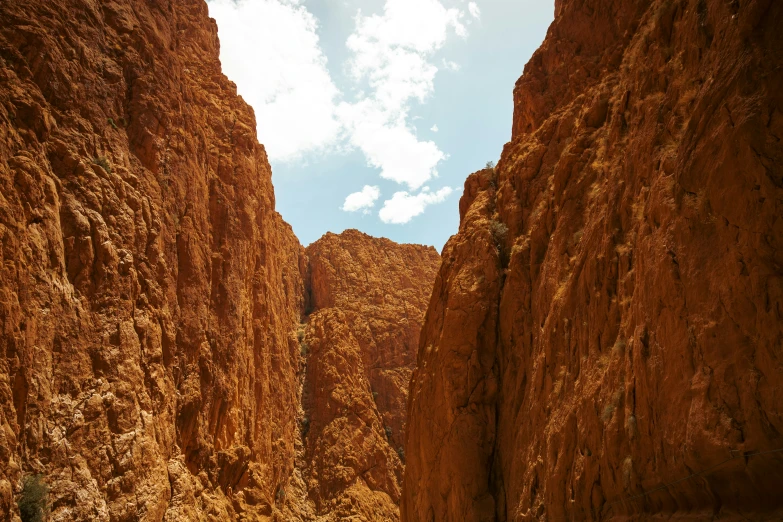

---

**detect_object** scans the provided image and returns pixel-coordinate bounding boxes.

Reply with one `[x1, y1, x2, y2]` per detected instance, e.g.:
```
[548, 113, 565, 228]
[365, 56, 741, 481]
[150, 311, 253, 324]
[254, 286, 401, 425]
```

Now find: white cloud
[207, 0, 340, 162]
[379, 186, 453, 224]
[430, 124, 439, 132]
[340, 0, 470, 191]
[338, 101, 445, 190]
[442, 59, 461, 72]
[342, 185, 381, 213]
[346, 0, 466, 109]
[468, 2, 481, 19]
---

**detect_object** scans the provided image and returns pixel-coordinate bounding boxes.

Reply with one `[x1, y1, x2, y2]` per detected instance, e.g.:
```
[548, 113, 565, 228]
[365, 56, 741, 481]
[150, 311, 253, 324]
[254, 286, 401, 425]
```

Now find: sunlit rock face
[3, 0, 781, 520]
[279, 230, 440, 521]
[402, 0, 783, 521]
[0, 0, 443, 519]
[0, 0, 308, 519]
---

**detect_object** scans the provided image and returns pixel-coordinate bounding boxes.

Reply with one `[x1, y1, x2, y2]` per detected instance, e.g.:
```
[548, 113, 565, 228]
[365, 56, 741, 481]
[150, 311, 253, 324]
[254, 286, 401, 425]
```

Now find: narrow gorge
[1, 0, 781, 521]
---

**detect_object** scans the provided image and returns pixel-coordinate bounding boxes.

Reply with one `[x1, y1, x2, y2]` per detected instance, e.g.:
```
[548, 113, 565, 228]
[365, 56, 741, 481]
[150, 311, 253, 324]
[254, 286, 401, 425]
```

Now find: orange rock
[0, 1, 439, 520]
[277, 230, 440, 521]
[0, 0, 305, 519]
[404, 0, 783, 521]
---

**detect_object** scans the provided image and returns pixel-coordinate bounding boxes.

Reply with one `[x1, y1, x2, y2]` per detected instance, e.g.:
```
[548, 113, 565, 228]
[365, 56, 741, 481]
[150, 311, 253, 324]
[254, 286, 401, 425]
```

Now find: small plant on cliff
[612, 338, 626, 358]
[18, 474, 48, 522]
[601, 387, 624, 423]
[622, 456, 634, 487]
[485, 161, 499, 188]
[300, 341, 310, 357]
[490, 219, 508, 245]
[92, 156, 112, 174]
[490, 219, 510, 269]
[601, 403, 616, 422]
[107, 118, 118, 130]
[300, 416, 310, 438]
[384, 426, 393, 440]
[625, 414, 638, 438]
[397, 446, 405, 463]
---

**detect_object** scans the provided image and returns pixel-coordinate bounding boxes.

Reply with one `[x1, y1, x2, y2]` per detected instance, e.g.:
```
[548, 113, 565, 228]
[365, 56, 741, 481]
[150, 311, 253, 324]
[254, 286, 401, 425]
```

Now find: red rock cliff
[0, 0, 307, 519]
[403, 0, 783, 521]
[0, 4, 440, 520]
[279, 230, 440, 521]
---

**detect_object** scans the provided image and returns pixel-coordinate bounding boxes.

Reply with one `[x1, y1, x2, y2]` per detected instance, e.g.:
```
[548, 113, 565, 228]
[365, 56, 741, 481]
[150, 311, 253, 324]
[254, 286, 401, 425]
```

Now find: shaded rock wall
[0, 0, 306, 519]
[403, 0, 783, 521]
[280, 230, 440, 521]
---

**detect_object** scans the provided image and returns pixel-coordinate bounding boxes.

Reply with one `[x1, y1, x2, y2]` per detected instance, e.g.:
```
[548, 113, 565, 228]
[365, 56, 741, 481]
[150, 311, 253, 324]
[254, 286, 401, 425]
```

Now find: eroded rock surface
[403, 0, 783, 521]
[279, 230, 440, 521]
[0, 0, 306, 519]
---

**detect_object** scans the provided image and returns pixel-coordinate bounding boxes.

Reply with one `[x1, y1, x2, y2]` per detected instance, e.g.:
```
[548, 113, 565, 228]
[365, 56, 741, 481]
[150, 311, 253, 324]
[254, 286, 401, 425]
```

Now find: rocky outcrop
[0, 0, 307, 519]
[403, 0, 783, 521]
[279, 230, 440, 521]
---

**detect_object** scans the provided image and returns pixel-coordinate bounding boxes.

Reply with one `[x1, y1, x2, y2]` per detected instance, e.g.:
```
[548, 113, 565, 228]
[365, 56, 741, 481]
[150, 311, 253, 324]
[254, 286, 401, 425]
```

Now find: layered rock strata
[403, 0, 783, 521]
[280, 230, 440, 521]
[0, 0, 307, 519]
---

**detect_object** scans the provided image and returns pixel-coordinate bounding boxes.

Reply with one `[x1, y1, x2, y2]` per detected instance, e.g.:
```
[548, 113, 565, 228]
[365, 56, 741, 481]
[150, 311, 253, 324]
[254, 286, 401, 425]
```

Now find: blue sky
[207, 0, 553, 250]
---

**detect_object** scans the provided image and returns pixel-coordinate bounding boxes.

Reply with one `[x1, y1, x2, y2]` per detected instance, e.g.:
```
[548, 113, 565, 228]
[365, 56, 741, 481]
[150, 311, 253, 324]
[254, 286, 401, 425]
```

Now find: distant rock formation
[280, 230, 440, 521]
[403, 0, 783, 520]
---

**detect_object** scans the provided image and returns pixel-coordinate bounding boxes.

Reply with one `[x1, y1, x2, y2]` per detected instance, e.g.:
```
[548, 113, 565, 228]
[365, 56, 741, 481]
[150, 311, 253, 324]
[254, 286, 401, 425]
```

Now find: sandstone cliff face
[0, 1, 307, 519]
[279, 230, 440, 521]
[404, 0, 783, 521]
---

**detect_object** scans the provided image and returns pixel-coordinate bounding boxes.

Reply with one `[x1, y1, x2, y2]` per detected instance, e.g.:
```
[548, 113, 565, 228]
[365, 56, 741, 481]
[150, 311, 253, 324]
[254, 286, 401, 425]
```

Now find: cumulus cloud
[207, 0, 340, 162]
[468, 2, 481, 19]
[442, 59, 461, 72]
[430, 124, 439, 132]
[346, 0, 466, 109]
[338, 101, 445, 190]
[379, 186, 453, 224]
[340, 0, 469, 192]
[342, 185, 381, 213]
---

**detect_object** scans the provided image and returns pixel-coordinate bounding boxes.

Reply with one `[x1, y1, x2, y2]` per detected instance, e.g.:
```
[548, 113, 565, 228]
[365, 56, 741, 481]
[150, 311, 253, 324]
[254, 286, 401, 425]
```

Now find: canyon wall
[0, 5, 439, 520]
[280, 230, 440, 521]
[403, 0, 783, 521]
[0, 0, 307, 519]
